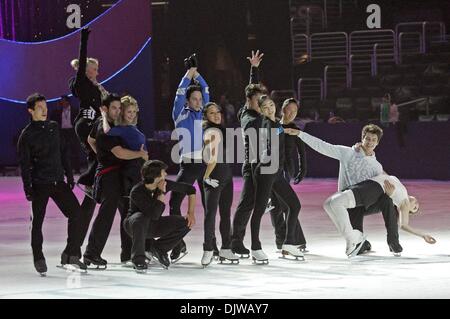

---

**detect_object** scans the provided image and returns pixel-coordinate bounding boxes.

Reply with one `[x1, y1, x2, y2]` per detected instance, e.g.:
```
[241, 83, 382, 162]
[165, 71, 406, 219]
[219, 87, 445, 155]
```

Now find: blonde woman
[101, 95, 147, 195]
[69, 27, 108, 196]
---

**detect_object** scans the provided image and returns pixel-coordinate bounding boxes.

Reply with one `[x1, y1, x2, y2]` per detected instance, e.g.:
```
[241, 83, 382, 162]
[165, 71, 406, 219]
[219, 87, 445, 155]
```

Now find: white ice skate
[201, 251, 214, 268]
[218, 249, 239, 264]
[280, 244, 305, 261]
[346, 231, 367, 258]
[251, 250, 269, 265]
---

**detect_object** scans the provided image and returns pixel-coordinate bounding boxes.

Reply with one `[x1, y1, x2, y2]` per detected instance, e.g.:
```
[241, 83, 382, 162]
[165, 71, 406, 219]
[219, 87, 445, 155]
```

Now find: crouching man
[123, 160, 196, 273]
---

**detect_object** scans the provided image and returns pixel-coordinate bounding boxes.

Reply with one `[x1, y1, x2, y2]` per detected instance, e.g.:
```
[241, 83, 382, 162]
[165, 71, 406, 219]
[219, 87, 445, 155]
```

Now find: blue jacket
[172, 74, 209, 158]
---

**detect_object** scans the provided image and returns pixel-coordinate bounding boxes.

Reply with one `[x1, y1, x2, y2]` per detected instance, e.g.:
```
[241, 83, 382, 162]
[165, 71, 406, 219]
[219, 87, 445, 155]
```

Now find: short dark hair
[245, 84, 265, 99]
[102, 93, 121, 108]
[362, 124, 383, 142]
[26, 93, 46, 110]
[186, 85, 202, 99]
[141, 160, 168, 184]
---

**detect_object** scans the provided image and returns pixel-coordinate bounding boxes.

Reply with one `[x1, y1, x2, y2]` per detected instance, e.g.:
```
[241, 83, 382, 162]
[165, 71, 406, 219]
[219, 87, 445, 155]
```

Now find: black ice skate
[83, 254, 107, 270]
[34, 259, 47, 277]
[389, 242, 403, 257]
[59, 255, 88, 273]
[132, 258, 148, 274]
[231, 242, 250, 259]
[170, 241, 188, 264]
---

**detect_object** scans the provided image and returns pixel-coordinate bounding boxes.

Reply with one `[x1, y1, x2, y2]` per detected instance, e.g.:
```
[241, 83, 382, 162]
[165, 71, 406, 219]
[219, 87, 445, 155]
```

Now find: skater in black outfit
[268, 98, 307, 250]
[17, 93, 86, 275]
[69, 27, 109, 245]
[83, 94, 148, 268]
[250, 96, 306, 263]
[230, 50, 266, 258]
[124, 160, 195, 272]
[201, 103, 239, 267]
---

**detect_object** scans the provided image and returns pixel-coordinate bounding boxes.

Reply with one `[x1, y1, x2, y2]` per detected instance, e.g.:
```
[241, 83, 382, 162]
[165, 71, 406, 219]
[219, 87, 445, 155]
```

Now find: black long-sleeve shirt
[282, 122, 307, 179]
[237, 66, 262, 174]
[69, 33, 102, 118]
[259, 117, 285, 173]
[127, 180, 196, 220]
[17, 121, 73, 191]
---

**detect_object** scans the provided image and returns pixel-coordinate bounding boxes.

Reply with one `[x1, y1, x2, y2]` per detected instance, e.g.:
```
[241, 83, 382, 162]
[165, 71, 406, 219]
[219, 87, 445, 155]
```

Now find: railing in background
[323, 65, 348, 99]
[310, 32, 348, 64]
[297, 78, 324, 101]
[398, 32, 422, 64]
[395, 21, 446, 54]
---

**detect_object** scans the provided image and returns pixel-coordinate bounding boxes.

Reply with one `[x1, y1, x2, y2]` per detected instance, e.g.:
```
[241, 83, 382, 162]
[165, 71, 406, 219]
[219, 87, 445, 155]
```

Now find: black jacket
[69, 32, 102, 120]
[282, 122, 307, 180]
[237, 65, 262, 174]
[17, 121, 73, 193]
[127, 180, 196, 220]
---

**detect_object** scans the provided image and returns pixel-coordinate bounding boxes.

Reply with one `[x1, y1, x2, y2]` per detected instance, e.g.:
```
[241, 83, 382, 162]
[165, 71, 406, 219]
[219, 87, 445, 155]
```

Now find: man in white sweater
[285, 124, 401, 256]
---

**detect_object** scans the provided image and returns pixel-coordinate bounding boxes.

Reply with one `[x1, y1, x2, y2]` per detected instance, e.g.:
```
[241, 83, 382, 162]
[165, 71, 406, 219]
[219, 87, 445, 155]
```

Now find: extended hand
[423, 235, 436, 244]
[247, 50, 264, 67]
[204, 178, 219, 188]
[140, 144, 149, 161]
[284, 128, 300, 136]
[186, 213, 196, 229]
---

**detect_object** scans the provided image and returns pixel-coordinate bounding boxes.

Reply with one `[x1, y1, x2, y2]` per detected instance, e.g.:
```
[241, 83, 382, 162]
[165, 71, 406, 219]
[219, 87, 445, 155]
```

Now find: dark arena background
[0, 0, 449, 303]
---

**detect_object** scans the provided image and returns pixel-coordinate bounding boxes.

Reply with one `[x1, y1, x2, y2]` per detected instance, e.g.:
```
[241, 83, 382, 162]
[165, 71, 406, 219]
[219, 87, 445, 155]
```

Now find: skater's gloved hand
[82, 107, 96, 120]
[24, 187, 34, 202]
[204, 178, 219, 188]
[423, 235, 436, 244]
[67, 179, 75, 190]
[186, 212, 196, 229]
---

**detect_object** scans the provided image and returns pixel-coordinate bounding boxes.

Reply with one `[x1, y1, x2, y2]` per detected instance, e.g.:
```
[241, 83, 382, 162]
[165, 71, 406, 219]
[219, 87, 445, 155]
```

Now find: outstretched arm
[285, 128, 350, 161]
[399, 205, 437, 244]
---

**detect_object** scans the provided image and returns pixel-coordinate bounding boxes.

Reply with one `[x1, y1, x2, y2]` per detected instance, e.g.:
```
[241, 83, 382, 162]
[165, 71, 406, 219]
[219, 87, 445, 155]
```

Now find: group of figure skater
[17, 28, 436, 275]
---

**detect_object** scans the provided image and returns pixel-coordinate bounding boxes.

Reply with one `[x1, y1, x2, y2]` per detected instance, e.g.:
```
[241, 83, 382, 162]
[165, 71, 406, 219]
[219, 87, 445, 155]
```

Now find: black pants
[231, 164, 255, 247]
[203, 177, 233, 251]
[124, 213, 190, 262]
[348, 193, 400, 245]
[270, 193, 306, 246]
[169, 161, 206, 216]
[61, 128, 81, 173]
[84, 170, 132, 260]
[31, 182, 82, 261]
[251, 168, 303, 250]
[74, 117, 97, 186]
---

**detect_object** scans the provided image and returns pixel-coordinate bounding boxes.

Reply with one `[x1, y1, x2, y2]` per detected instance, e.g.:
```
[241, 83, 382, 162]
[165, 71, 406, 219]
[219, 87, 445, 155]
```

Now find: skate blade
[134, 268, 147, 274]
[171, 252, 188, 264]
[236, 254, 250, 259]
[279, 254, 305, 261]
[252, 257, 269, 265]
[57, 265, 88, 273]
[218, 257, 240, 265]
[85, 264, 107, 270]
[121, 261, 134, 268]
[38, 272, 47, 277]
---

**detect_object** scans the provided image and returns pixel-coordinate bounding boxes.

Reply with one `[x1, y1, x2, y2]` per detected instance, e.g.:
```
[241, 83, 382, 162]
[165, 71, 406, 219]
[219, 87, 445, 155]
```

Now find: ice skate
[59, 256, 88, 273]
[231, 242, 250, 259]
[218, 249, 239, 264]
[170, 241, 188, 264]
[280, 244, 305, 261]
[389, 242, 403, 257]
[34, 259, 47, 277]
[83, 255, 107, 270]
[251, 249, 269, 265]
[201, 251, 214, 268]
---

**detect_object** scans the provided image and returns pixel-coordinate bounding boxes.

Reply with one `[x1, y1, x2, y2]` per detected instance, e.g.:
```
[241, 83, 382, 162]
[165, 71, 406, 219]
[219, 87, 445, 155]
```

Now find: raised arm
[247, 50, 264, 84]
[172, 68, 196, 122]
[193, 72, 210, 106]
[76, 28, 90, 82]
